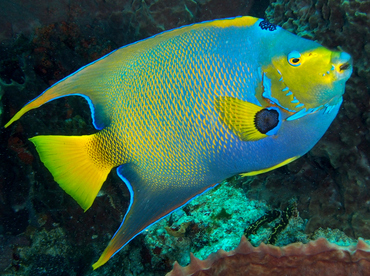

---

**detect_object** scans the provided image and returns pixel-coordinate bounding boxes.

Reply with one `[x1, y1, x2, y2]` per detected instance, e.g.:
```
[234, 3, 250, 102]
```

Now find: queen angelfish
[5, 16, 352, 268]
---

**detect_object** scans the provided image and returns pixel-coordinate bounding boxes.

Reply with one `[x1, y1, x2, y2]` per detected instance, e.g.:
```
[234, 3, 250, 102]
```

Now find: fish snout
[332, 51, 353, 80]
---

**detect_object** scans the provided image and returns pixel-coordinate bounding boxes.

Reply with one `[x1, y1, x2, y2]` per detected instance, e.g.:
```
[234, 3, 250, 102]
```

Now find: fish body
[5, 16, 352, 268]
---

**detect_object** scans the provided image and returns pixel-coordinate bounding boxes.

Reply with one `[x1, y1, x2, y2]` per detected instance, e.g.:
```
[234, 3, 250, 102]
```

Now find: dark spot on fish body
[254, 109, 279, 134]
[259, 20, 277, 31]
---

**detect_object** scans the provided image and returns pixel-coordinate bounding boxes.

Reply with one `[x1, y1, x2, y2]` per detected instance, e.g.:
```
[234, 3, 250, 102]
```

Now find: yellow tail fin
[29, 134, 113, 211]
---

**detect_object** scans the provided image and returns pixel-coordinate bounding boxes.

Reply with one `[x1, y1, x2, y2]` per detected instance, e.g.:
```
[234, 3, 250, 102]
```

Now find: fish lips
[332, 51, 353, 81]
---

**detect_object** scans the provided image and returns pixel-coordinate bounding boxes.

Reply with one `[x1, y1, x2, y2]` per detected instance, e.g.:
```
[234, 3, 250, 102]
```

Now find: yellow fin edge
[4, 97, 46, 128]
[206, 16, 259, 28]
[92, 246, 113, 270]
[240, 156, 300, 177]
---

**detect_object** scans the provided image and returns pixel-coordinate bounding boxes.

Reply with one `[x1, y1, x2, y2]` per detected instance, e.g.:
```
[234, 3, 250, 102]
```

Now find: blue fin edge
[110, 166, 220, 258]
[38, 93, 104, 130]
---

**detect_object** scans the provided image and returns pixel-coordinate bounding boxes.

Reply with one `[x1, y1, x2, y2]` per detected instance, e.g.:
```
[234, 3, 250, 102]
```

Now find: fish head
[260, 41, 352, 120]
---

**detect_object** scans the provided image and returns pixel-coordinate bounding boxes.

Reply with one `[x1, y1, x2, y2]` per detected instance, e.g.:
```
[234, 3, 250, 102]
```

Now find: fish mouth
[339, 62, 351, 71]
[333, 51, 353, 80]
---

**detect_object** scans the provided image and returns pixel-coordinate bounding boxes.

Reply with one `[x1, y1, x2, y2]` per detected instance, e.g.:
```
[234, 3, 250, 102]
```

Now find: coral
[28, 254, 70, 276]
[144, 182, 270, 267]
[0, 235, 29, 272]
[167, 236, 370, 276]
[211, 208, 232, 221]
[0, 86, 3, 120]
[268, 202, 296, 244]
[0, 227, 73, 275]
[244, 210, 280, 236]
[244, 201, 298, 245]
[144, 181, 313, 273]
[311, 228, 357, 247]
[0, 0, 256, 48]
[7, 136, 34, 165]
[166, 222, 191, 238]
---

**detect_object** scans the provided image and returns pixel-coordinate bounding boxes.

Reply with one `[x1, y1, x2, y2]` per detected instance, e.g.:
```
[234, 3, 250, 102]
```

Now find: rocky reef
[0, 0, 369, 275]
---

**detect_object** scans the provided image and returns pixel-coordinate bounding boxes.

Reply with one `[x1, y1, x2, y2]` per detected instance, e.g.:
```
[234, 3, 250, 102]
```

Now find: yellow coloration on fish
[215, 96, 271, 141]
[29, 134, 117, 211]
[260, 48, 346, 112]
[240, 156, 300, 176]
[4, 16, 352, 269]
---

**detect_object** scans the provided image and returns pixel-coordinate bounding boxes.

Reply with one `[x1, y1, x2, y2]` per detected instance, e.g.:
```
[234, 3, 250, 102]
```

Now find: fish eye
[287, 51, 301, 66]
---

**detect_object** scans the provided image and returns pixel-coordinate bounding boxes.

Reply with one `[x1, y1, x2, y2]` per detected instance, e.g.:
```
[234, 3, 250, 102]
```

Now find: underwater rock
[0, 235, 29, 272]
[144, 182, 313, 272]
[0, 85, 4, 121]
[311, 227, 357, 246]
[143, 182, 269, 267]
[28, 254, 70, 276]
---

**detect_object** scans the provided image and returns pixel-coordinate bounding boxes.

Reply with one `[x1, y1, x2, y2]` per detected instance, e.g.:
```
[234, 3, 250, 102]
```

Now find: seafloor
[0, 0, 369, 275]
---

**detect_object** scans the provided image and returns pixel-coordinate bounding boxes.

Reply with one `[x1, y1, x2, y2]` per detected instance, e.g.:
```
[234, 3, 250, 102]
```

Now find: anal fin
[92, 163, 217, 269]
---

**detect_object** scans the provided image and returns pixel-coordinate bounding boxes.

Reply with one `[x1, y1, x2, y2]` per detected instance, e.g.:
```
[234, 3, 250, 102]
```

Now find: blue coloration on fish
[4, 16, 352, 268]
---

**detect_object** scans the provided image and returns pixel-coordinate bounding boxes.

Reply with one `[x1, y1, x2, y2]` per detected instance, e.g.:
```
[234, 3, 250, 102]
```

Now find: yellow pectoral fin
[214, 96, 281, 142]
[29, 134, 113, 211]
[240, 156, 300, 177]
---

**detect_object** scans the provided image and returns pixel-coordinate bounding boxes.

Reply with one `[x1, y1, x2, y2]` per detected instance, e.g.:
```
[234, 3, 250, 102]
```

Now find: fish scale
[4, 16, 352, 269]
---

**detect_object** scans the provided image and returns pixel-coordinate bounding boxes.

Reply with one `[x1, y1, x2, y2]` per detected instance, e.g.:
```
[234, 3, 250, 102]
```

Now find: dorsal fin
[4, 52, 122, 130]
